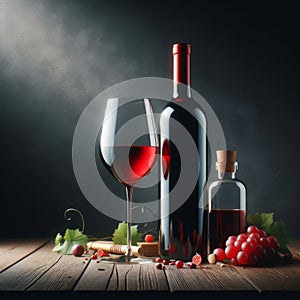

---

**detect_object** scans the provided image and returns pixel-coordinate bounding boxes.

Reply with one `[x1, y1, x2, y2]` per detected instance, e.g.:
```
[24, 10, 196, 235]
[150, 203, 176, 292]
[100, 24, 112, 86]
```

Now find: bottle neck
[218, 171, 236, 180]
[216, 162, 238, 179]
[172, 52, 191, 99]
[173, 83, 191, 99]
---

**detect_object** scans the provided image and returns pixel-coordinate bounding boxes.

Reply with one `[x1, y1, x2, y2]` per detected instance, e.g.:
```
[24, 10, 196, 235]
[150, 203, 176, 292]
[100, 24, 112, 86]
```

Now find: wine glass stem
[125, 185, 133, 259]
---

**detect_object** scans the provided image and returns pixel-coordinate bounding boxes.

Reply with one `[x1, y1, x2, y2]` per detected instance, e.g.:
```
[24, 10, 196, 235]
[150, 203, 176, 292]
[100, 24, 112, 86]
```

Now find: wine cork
[87, 241, 159, 257]
[87, 241, 142, 256]
[216, 150, 237, 173]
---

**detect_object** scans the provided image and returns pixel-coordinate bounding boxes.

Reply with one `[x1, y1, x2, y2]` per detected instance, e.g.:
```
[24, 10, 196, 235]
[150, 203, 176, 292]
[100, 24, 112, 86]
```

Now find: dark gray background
[0, 0, 299, 238]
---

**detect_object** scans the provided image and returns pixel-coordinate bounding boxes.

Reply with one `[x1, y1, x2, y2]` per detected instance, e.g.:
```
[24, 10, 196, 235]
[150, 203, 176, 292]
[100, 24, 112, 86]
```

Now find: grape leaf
[54, 233, 63, 246]
[269, 221, 291, 252]
[52, 228, 87, 255]
[247, 212, 274, 231]
[112, 222, 142, 246]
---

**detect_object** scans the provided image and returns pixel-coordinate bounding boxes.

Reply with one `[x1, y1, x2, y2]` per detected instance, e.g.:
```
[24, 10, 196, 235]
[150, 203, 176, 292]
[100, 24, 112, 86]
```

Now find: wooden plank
[106, 263, 118, 291]
[106, 263, 139, 291]
[287, 238, 300, 258]
[200, 264, 256, 291]
[165, 265, 215, 291]
[126, 264, 140, 291]
[75, 261, 173, 292]
[233, 258, 300, 292]
[0, 240, 61, 290]
[113, 263, 169, 292]
[0, 239, 49, 273]
[74, 261, 114, 291]
[28, 252, 92, 291]
[165, 263, 256, 292]
[140, 263, 169, 291]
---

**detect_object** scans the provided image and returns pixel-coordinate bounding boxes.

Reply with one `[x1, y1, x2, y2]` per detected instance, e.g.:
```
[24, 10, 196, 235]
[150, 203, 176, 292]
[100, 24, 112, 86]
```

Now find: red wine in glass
[101, 145, 158, 186]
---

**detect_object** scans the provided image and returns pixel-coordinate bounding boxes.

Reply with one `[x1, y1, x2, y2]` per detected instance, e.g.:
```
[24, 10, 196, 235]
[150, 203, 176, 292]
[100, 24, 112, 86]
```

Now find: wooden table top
[0, 238, 299, 299]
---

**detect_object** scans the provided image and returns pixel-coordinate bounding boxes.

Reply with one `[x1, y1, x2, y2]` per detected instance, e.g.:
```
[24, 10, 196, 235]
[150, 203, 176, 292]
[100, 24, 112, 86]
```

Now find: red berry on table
[163, 259, 169, 265]
[248, 253, 258, 266]
[261, 248, 268, 260]
[237, 251, 248, 265]
[253, 244, 263, 256]
[257, 229, 267, 238]
[268, 236, 280, 251]
[241, 241, 254, 255]
[91, 254, 97, 260]
[227, 235, 237, 241]
[169, 259, 176, 265]
[97, 249, 104, 257]
[249, 232, 260, 240]
[145, 234, 155, 242]
[155, 262, 162, 269]
[260, 237, 270, 249]
[237, 233, 248, 242]
[225, 245, 239, 259]
[265, 246, 276, 256]
[175, 260, 184, 268]
[71, 244, 85, 257]
[247, 225, 259, 234]
[230, 257, 239, 266]
[213, 248, 226, 261]
[234, 240, 243, 250]
[97, 249, 110, 257]
[187, 262, 196, 269]
[155, 257, 163, 263]
[192, 253, 202, 266]
[247, 237, 259, 246]
[226, 239, 235, 247]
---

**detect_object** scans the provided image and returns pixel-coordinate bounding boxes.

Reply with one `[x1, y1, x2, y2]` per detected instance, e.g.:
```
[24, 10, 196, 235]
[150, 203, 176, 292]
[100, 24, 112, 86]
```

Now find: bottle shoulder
[209, 178, 246, 190]
[161, 98, 207, 125]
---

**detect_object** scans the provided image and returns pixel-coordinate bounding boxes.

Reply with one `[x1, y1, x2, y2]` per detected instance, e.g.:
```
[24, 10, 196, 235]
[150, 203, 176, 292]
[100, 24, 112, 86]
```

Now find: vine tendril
[64, 208, 85, 234]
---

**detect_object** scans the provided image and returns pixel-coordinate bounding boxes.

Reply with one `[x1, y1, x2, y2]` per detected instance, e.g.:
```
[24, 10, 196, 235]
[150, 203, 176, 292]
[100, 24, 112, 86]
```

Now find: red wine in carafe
[208, 209, 246, 250]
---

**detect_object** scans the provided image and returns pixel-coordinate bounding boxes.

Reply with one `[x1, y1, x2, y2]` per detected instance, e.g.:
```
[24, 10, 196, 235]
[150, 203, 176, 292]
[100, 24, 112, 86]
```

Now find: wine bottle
[158, 43, 207, 261]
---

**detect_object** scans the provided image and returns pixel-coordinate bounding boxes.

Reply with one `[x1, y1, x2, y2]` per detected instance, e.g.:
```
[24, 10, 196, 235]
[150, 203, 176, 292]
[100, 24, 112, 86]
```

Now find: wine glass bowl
[100, 97, 158, 262]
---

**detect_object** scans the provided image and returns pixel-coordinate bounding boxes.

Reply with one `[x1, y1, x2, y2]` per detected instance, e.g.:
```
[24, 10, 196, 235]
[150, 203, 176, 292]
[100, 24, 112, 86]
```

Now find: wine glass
[100, 97, 158, 263]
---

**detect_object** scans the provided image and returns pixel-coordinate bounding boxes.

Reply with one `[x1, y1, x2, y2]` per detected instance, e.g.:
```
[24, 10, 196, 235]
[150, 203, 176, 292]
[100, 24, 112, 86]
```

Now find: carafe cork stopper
[216, 150, 237, 173]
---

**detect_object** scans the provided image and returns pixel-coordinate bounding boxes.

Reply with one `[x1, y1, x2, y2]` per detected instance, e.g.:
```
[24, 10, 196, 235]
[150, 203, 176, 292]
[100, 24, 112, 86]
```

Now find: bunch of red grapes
[212, 225, 282, 267]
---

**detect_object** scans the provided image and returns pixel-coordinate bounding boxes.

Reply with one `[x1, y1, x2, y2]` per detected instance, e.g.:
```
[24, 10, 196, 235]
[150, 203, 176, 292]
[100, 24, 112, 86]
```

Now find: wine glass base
[100, 255, 154, 264]
[130, 257, 154, 264]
